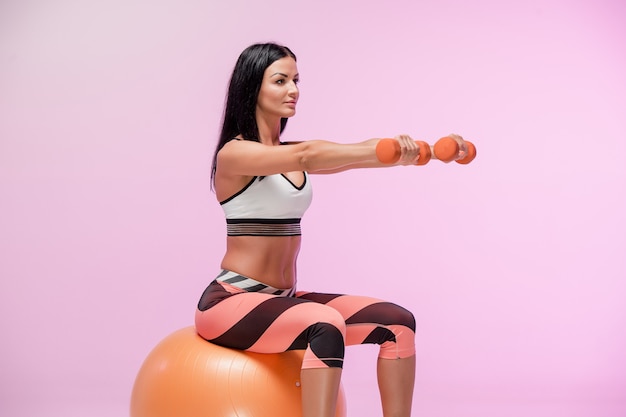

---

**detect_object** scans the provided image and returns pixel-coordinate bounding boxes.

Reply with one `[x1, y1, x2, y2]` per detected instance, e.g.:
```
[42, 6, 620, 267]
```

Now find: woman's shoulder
[220, 137, 255, 151]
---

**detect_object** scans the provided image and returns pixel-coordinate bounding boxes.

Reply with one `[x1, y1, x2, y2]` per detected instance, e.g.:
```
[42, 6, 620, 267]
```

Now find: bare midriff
[220, 235, 301, 289]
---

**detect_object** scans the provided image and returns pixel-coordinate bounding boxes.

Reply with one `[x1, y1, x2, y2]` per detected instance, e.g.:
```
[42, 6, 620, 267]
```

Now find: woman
[196, 42, 424, 417]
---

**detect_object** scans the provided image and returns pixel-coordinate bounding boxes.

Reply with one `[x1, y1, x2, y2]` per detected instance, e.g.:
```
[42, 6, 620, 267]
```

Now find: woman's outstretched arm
[216, 135, 420, 178]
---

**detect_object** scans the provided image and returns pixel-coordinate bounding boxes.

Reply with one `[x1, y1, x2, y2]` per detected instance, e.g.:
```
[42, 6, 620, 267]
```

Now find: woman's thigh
[296, 291, 416, 348]
[195, 291, 346, 353]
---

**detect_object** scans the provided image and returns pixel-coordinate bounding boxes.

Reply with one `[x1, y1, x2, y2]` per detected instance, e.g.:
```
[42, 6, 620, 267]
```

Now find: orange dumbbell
[375, 139, 432, 165]
[376, 137, 477, 165]
[432, 136, 477, 164]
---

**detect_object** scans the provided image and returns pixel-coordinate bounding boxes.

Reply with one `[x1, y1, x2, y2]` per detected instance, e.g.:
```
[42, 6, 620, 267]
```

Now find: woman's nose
[288, 81, 299, 95]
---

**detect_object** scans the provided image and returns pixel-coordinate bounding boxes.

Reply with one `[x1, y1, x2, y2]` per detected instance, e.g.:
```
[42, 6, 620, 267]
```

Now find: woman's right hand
[394, 134, 420, 165]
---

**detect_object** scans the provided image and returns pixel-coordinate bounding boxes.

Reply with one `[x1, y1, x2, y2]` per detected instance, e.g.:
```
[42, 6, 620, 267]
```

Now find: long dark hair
[211, 43, 297, 188]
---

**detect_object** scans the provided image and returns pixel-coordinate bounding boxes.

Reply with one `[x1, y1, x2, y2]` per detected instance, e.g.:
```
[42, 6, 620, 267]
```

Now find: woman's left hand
[447, 133, 469, 160]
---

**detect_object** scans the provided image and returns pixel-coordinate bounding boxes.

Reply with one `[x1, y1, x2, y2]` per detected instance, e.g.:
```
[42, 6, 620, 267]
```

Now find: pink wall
[1, 0, 625, 416]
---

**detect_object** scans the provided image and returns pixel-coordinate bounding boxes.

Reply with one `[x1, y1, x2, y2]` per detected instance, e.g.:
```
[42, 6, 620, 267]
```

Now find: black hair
[210, 43, 297, 188]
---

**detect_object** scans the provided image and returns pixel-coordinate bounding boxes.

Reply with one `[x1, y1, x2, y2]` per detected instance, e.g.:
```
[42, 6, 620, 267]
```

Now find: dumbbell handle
[376, 137, 476, 165]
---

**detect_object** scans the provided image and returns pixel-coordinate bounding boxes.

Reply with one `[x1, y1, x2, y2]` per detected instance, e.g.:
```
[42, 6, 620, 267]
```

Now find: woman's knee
[388, 303, 416, 332]
[294, 305, 346, 368]
[379, 304, 416, 359]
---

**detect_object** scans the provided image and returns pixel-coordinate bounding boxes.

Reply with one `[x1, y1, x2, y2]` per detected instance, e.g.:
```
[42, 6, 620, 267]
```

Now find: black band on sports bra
[226, 218, 302, 236]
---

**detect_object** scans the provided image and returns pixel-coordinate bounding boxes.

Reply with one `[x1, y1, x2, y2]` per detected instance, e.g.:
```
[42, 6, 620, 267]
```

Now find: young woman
[196, 42, 435, 417]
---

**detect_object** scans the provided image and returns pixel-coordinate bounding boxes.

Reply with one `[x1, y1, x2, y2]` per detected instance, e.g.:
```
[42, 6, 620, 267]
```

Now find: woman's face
[256, 57, 299, 120]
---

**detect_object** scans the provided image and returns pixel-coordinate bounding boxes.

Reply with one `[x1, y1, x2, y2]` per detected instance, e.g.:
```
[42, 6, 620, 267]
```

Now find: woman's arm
[216, 136, 420, 177]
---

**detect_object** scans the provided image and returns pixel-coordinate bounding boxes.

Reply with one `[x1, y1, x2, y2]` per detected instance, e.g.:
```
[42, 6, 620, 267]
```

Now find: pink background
[1, 0, 625, 416]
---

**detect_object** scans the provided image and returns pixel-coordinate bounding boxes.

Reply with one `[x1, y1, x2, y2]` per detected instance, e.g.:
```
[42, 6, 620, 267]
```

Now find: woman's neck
[256, 114, 281, 145]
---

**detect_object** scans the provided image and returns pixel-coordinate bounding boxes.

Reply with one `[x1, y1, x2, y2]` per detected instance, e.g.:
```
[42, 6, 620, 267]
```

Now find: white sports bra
[220, 173, 313, 236]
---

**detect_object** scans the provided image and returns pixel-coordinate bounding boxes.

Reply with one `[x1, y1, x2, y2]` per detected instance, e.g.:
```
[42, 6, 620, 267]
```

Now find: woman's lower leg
[300, 367, 343, 417]
[377, 355, 416, 417]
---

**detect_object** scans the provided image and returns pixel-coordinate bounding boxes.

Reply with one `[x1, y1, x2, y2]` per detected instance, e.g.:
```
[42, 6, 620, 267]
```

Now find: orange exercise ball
[131, 326, 347, 417]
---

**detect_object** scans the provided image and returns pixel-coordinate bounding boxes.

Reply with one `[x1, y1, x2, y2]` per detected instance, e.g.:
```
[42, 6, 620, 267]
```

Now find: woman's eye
[275, 79, 298, 86]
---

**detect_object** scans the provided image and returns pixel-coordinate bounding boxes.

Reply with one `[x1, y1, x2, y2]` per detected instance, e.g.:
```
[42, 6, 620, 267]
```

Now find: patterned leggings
[195, 270, 416, 369]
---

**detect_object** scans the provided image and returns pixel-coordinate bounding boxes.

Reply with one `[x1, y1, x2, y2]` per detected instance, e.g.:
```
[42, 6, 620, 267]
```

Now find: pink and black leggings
[195, 270, 416, 369]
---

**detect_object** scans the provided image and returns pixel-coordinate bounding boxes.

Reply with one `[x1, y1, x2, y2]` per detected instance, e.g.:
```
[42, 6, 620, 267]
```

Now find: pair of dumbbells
[376, 136, 477, 165]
